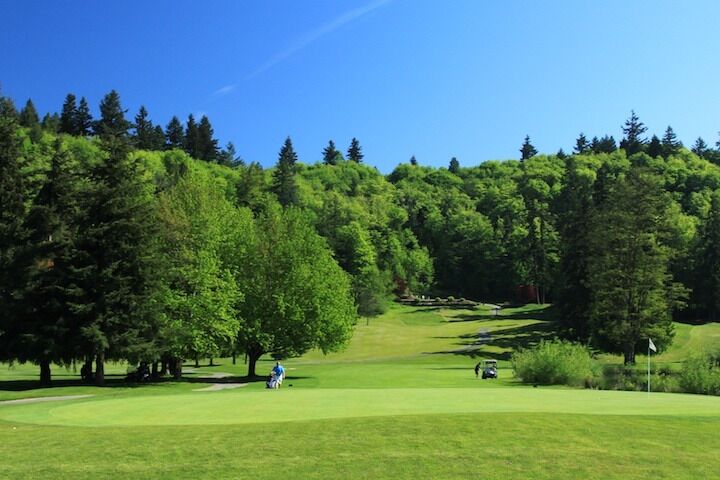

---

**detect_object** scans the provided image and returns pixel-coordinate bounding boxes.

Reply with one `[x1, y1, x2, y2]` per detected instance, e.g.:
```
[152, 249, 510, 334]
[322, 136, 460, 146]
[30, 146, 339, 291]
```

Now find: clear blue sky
[3, 0, 719, 171]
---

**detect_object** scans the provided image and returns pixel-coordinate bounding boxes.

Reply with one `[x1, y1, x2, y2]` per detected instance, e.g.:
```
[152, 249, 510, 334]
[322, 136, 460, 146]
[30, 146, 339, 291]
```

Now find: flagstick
[647, 343, 650, 397]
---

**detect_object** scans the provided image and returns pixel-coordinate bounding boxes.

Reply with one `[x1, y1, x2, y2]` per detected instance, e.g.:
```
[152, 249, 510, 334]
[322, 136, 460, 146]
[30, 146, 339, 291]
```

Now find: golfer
[272, 362, 285, 388]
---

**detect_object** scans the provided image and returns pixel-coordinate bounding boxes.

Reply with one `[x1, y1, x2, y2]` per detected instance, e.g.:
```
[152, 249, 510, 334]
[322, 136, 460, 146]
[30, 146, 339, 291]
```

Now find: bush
[678, 353, 720, 395]
[512, 340, 599, 387]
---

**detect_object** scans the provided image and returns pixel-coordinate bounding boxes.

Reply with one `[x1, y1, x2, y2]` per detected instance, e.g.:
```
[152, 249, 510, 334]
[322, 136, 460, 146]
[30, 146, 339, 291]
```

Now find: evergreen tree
[237, 162, 267, 213]
[165, 116, 184, 150]
[574, 133, 590, 154]
[661, 126, 682, 157]
[588, 167, 684, 364]
[16, 140, 80, 385]
[133, 106, 155, 150]
[556, 149, 567, 160]
[271, 137, 300, 207]
[322, 140, 341, 165]
[196, 115, 218, 162]
[347, 137, 364, 163]
[184, 114, 199, 158]
[0, 95, 18, 120]
[694, 192, 720, 321]
[75, 97, 93, 136]
[647, 135, 663, 158]
[620, 110, 647, 155]
[692, 137, 708, 157]
[594, 135, 617, 153]
[218, 142, 243, 167]
[41, 113, 60, 133]
[59, 93, 78, 135]
[150, 125, 166, 151]
[95, 90, 130, 138]
[448, 157, 460, 174]
[410, 155, 418, 166]
[18, 99, 40, 128]
[73, 134, 160, 384]
[520, 135, 537, 160]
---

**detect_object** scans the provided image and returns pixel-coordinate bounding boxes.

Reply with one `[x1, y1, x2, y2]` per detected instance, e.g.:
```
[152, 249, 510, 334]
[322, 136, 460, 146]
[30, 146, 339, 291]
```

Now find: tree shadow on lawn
[448, 305, 555, 323]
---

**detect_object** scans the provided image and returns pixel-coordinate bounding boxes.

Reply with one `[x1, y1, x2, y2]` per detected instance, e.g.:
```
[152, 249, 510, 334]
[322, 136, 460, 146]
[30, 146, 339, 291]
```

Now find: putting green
[2, 387, 719, 427]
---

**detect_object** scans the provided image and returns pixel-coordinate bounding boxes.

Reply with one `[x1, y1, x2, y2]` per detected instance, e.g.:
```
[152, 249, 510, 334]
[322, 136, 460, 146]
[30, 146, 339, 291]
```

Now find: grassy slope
[2, 304, 720, 479]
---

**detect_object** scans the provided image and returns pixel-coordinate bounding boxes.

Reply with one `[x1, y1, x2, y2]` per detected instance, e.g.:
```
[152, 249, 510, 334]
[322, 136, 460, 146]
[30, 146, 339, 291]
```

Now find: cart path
[0, 395, 94, 406]
[193, 383, 247, 392]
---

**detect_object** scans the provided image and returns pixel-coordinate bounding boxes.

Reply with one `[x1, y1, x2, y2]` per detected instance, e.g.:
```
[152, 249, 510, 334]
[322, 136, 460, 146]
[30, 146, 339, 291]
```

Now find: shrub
[512, 340, 599, 387]
[678, 353, 720, 395]
[447, 296, 455, 302]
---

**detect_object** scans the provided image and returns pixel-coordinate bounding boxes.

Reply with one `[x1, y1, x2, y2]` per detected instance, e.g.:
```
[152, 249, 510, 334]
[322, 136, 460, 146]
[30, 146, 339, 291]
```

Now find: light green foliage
[678, 353, 720, 395]
[512, 339, 599, 386]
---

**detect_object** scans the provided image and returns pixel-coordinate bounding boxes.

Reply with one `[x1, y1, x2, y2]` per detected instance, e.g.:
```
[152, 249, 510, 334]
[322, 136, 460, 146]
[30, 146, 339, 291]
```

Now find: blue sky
[2, 0, 719, 171]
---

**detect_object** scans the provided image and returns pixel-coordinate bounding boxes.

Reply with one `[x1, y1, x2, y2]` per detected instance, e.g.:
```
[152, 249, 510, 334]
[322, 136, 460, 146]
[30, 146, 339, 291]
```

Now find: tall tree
[196, 115, 218, 162]
[75, 97, 93, 136]
[347, 137, 363, 163]
[41, 113, 60, 133]
[73, 134, 159, 384]
[59, 93, 78, 135]
[588, 167, 684, 364]
[619, 110, 647, 156]
[271, 137, 300, 207]
[16, 140, 80, 385]
[322, 140, 341, 165]
[19, 99, 42, 142]
[647, 134, 663, 158]
[694, 192, 720, 321]
[448, 157, 460, 174]
[184, 114, 199, 158]
[218, 142, 243, 167]
[410, 155, 418, 166]
[133, 106, 155, 150]
[236, 206, 356, 377]
[165, 116, 185, 150]
[661, 126, 682, 157]
[692, 137, 708, 157]
[95, 90, 130, 138]
[520, 135, 537, 160]
[574, 133, 590, 154]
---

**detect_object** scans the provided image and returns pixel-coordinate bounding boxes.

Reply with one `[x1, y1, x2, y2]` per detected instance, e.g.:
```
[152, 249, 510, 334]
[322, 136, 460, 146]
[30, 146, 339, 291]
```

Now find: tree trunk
[194, 356, 199, 368]
[151, 361, 159, 379]
[623, 344, 636, 365]
[209, 357, 214, 367]
[173, 357, 182, 380]
[232, 352, 236, 365]
[247, 350, 262, 378]
[39, 359, 51, 387]
[95, 351, 105, 386]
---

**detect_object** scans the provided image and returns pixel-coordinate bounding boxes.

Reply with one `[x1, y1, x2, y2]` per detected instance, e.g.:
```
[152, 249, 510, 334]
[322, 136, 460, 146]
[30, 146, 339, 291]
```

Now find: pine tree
[271, 137, 299, 207]
[620, 110, 647, 155]
[410, 155, 418, 166]
[95, 90, 130, 138]
[196, 115, 218, 162]
[322, 140, 341, 165]
[75, 97, 93, 136]
[17, 140, 80, 385]
[18, 99, 40, 128]
[59, 93, 78, 135]
[448, 157, 460, 174]
[0, 95, 18, 120]
[184, 114, 199, 158]
[520, 135, 537, 160]
[574, 133, 590, 154]
[41, 113, 60, 133]
[594, 135, 617, 153]
[165, 116, 185, 150]
[661, 126, 682, 157]
[556, 149, 567, 159]
[218, 142, 243, 167]
[150, 125, 166, 151]
[73, 134, 160, 384]
[133, 106, 155, 150]
[347, 137, 363, 163]
[692, 137, 708, 157]
[647, 135, 663, 158]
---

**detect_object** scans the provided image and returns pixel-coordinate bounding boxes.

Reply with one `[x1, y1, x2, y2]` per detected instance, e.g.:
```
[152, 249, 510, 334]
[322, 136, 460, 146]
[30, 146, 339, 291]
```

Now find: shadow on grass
[448, 305, 555, 323]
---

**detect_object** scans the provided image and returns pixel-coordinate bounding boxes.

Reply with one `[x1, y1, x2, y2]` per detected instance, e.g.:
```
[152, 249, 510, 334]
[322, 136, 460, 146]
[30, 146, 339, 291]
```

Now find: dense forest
[3, 90, 720, 384]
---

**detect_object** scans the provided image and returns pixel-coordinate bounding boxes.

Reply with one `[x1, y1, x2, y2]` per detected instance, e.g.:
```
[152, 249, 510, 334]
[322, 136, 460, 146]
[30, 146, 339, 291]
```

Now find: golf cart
[481, 359, 498, 379]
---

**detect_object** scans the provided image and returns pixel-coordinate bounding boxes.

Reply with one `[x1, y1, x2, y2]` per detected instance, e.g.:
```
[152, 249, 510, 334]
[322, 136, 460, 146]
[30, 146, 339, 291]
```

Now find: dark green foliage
[271, 137, 300, 207]
[694, 192, 720, 320]
[520, 135, 537, 160]
[347, 137, 363, 163]
[196, 115, 218, 162]
[647, 135, 663, 158]
[41, 113, 60, 133]
[661, 126, 682, 157]
[165, 116, 184, 150]
[18, 99, 40, 128]
[236, 161, 267, 213]
[448, 157, 459, 174]
[95, 90, 130, 138]
[59, 93, 78, 135]
[591, 135, 617, 153]
[219, 142, 243, 167]
[619, 110, 647, 155]
[322, 140, 341, 165]
[574, 133, 590, 154]
[410, 155, 418, 166]
[75, 97, 93, 136]
[692, 137, 708, 158]
[556, 149, 567, 159]
[0, 95, 18, 119]
[133, 106, 156, 150]
[183, 114, 199, 158]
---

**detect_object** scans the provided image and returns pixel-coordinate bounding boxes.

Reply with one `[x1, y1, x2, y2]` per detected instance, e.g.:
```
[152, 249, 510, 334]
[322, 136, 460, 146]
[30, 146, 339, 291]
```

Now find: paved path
[0, 394, 94, 406]
[193, 383, 247, 392]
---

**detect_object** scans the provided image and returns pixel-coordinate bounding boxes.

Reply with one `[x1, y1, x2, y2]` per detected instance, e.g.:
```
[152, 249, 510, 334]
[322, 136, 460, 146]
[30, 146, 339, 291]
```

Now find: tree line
[3, 90, 720, 384]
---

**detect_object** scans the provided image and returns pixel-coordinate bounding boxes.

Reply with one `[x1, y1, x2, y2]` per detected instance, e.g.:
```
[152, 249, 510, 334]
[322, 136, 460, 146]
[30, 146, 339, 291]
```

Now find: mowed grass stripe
[2, 387, 720, 427]
[2, 413, 719, 480]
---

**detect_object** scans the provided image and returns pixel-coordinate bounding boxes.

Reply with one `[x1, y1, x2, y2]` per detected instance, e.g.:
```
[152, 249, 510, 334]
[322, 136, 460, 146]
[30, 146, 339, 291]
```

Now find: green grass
[2, 303, 720, 479]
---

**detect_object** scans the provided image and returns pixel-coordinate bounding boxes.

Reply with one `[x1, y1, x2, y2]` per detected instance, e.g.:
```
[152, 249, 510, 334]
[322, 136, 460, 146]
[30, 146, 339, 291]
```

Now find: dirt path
[0, 394, 94, 406]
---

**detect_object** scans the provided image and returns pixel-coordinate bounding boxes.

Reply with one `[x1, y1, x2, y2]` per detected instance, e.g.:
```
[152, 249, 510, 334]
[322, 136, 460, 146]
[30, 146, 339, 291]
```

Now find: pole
[647, 343, 650, 397]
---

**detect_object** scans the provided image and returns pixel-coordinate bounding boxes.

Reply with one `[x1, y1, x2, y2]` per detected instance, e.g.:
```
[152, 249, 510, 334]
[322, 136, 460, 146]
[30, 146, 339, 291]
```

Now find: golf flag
[649, 338, 657, 353]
